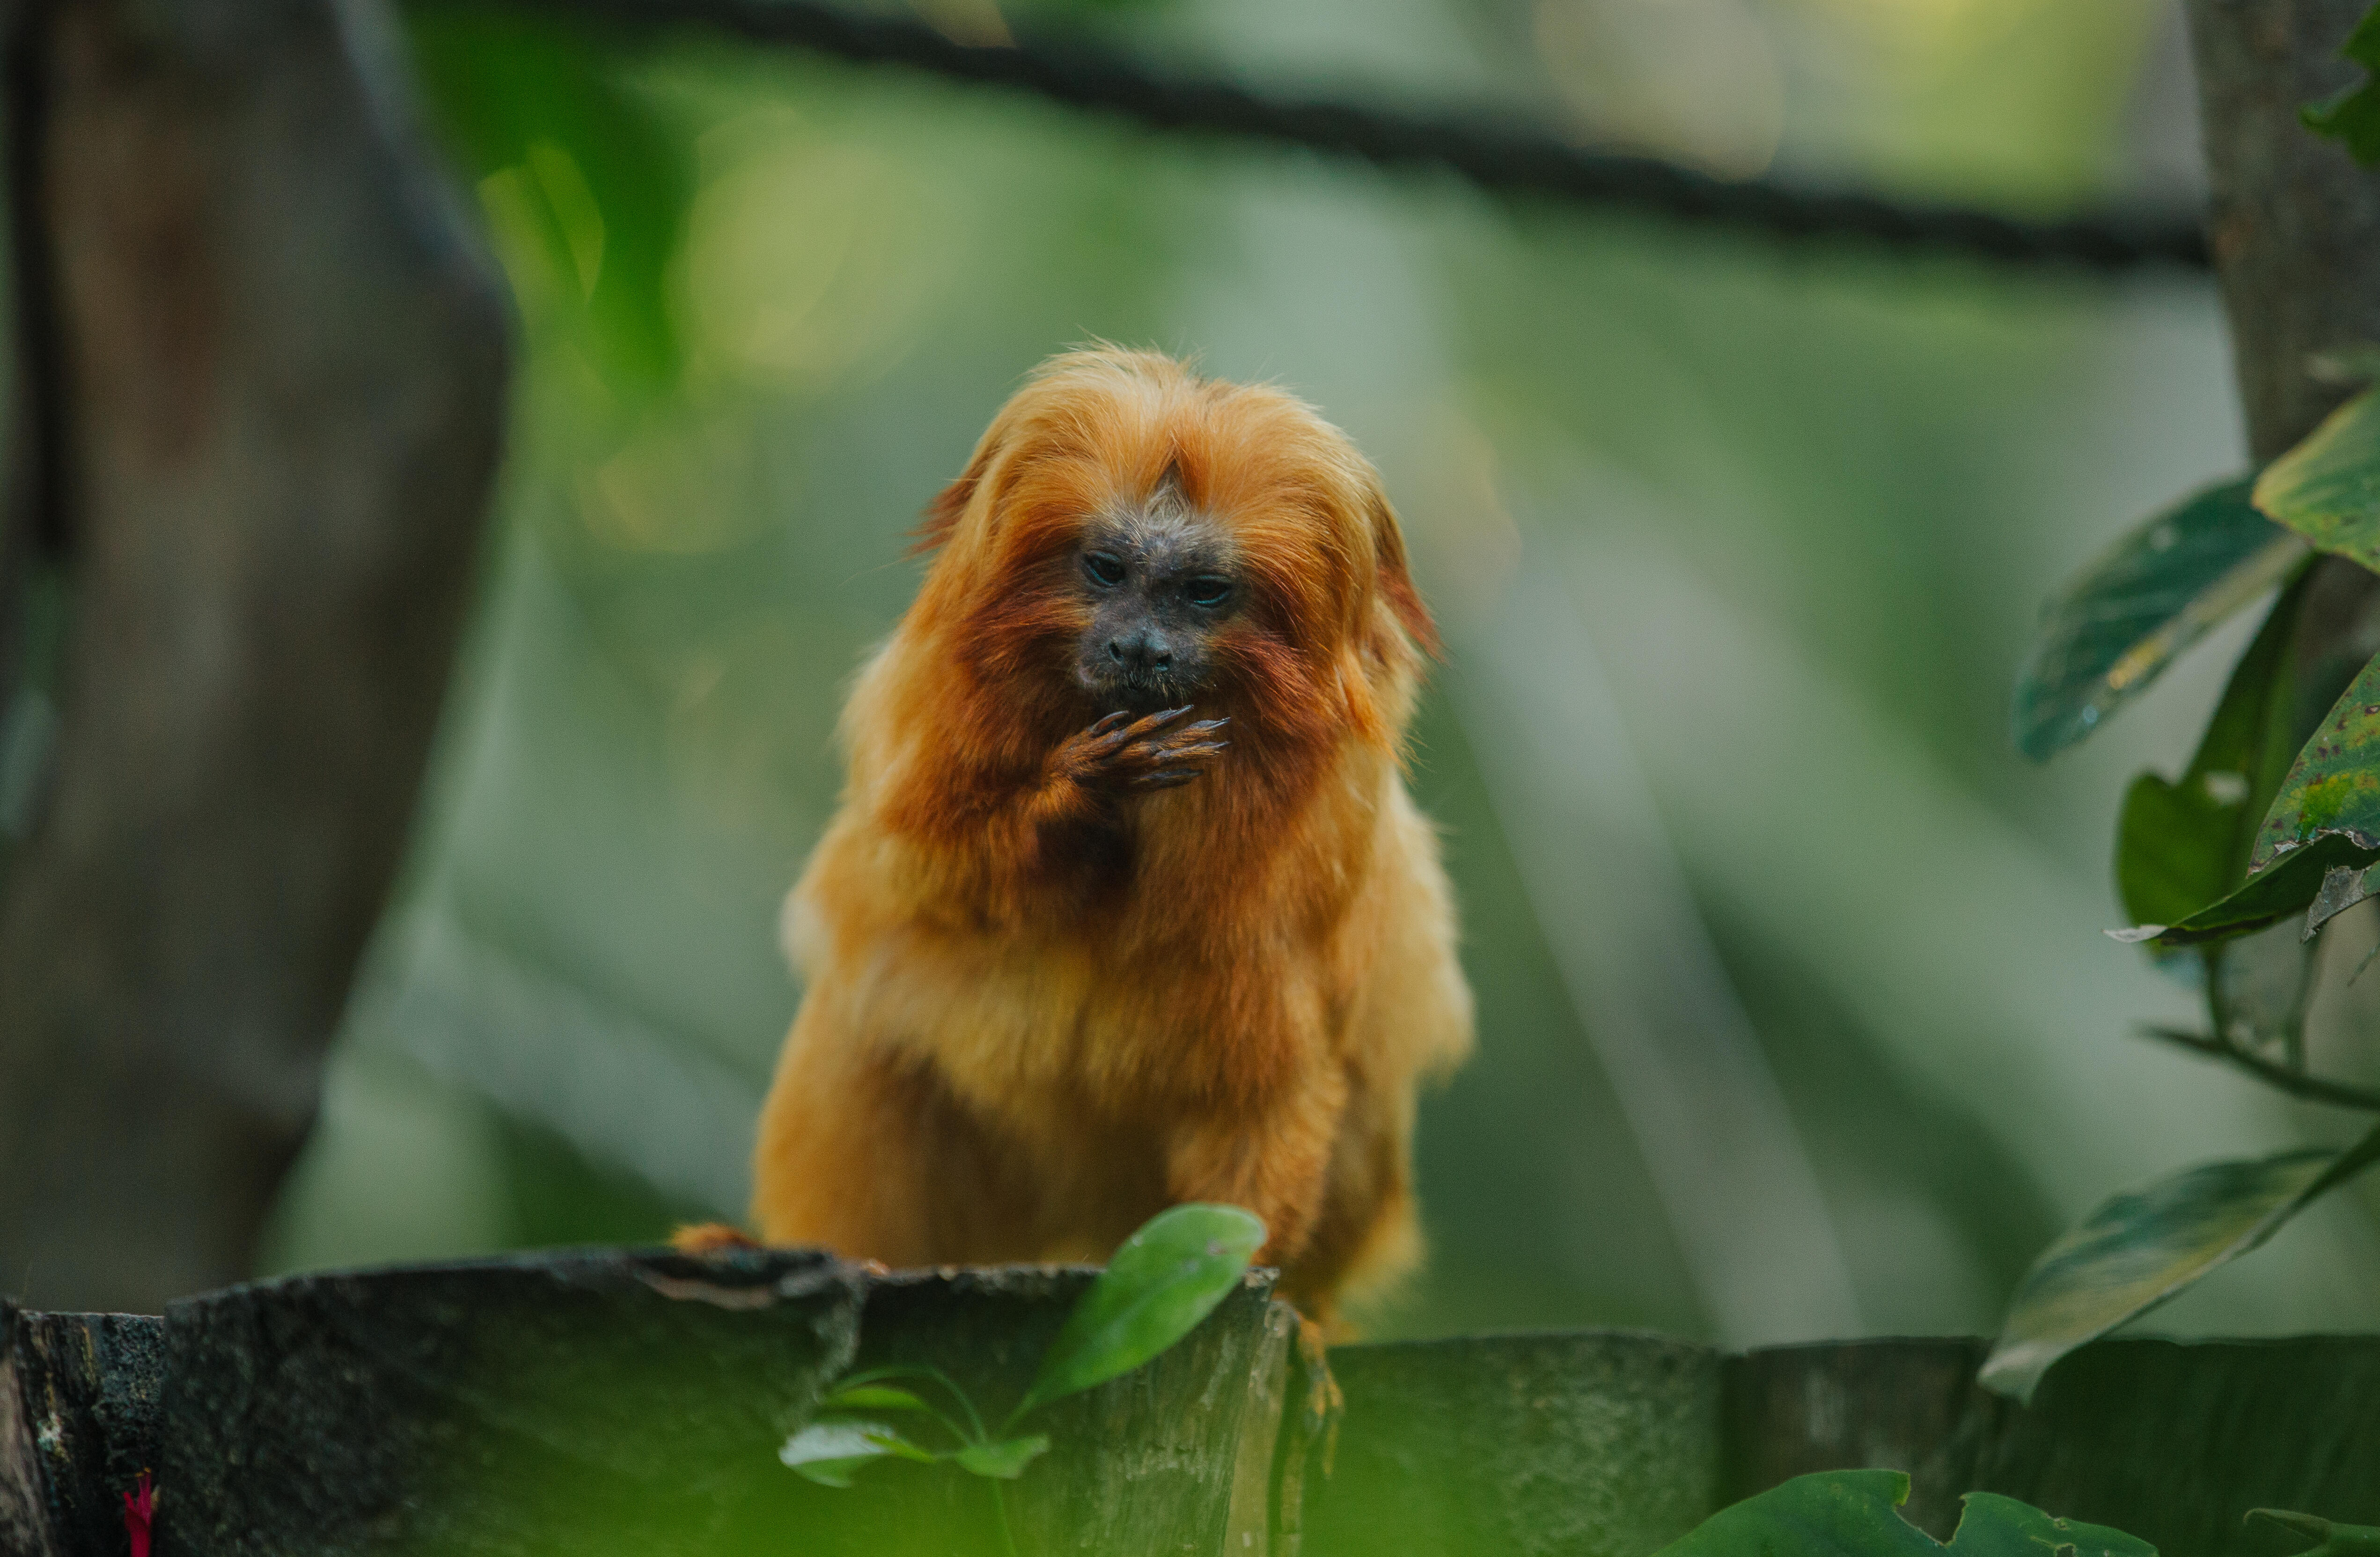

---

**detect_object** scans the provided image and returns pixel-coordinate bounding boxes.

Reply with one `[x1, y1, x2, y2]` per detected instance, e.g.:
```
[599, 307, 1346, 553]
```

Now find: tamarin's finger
[1126, 705, 1196, 737]
[1088, 711, 1134, 736]
[1187, 717, 1230, 734]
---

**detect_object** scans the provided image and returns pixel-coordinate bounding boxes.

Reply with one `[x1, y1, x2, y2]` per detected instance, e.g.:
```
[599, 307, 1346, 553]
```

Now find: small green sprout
[778, 1201, 1267, 1540]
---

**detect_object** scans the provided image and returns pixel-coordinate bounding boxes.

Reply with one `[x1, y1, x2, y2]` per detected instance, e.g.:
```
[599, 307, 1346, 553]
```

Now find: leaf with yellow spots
[2254, 380, 2380, 572]
[2249, 649, 2380, 873]
[2126, 652, 2380, 948]
[2014, 477, 2304, 761]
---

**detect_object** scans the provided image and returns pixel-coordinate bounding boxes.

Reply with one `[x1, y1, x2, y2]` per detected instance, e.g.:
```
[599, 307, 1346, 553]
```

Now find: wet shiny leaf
[2255, 384, 2380, 571]
[1653, 1470, 2156, 1557]
[779, 1419, 925, 1487]
[1980, 1124, 2380, 1402]
[2015, 477, 2303, 761]
[1013, 1203, 1264, 1420]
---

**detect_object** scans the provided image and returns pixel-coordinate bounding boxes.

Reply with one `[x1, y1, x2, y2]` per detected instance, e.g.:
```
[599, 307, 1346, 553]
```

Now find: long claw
[1089, 711, 1134, 737]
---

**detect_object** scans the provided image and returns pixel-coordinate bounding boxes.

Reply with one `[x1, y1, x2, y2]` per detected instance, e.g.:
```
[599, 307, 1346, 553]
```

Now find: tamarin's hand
[1059, 706, 1230, 793]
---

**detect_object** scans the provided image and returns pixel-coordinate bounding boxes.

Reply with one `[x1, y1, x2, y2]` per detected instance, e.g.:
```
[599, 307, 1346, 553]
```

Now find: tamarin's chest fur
[791, 734, 1391, 1119]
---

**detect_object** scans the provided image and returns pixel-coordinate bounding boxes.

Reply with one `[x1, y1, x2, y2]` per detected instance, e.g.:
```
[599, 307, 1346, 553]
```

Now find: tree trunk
[2187, 0, 2380, 462]
[0, 0, 508, 1312]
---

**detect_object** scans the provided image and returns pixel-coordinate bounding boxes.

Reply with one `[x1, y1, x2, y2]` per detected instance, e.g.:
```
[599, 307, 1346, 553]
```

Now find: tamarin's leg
[1163, 1060, 1348, 1270]
[752, 1017, 1027, 1266]
[1278, 1117, 1419, 1327]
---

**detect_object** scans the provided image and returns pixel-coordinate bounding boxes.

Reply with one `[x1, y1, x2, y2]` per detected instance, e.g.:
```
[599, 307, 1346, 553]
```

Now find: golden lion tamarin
[726, 348, 1471, 1320]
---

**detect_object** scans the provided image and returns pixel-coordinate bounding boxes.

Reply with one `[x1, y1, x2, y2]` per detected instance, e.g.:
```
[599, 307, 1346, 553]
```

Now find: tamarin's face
[1071, 494, 1240, 712]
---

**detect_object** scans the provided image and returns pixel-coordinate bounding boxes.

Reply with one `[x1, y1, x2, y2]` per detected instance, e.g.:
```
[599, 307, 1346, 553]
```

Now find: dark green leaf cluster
[1998, 364, 2380, 1398]
[1659, 1471, 2373, 1557]
[2305, 6, 2380, 166]
[1658, 1472, 2153, 1557]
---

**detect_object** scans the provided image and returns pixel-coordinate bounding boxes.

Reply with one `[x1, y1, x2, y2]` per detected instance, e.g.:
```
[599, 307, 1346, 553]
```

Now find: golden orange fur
[736, 348, 1472, 1319]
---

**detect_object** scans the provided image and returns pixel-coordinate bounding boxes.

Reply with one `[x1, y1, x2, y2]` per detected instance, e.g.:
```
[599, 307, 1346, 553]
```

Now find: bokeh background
[262, 0, 2380, 1345]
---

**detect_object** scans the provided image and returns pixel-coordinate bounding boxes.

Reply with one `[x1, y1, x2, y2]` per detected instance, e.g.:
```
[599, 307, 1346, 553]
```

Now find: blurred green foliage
[261, 0, 2380, 1348]
[411, 7, 693, 395]
[2303, 3, 2380, 165]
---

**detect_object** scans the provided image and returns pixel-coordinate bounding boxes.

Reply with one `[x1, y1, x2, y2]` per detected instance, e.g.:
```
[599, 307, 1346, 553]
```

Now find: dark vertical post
[0, 0, 510, 1312]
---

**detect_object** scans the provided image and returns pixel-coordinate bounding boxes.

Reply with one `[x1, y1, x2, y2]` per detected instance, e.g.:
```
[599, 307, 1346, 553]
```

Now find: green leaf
[2249, 647, 2380, 871]
[817, 1384, 938, 1415]
[1980, 1124, 2380, 1403]
[1011, 1203, 1265, 1421]
[2116, 580, 2307, 928]
[2303, 5, 2380, 166]
[1651, 1470, 2156, 1557]
[2249, 1509, 2380, 1557]
[1943, 1495, 2158, 1557]
[2015, 477, 2305, 761]
[778, 1419, 941, 1486]
[2125, 830, 2380, 947]
[2255, 385, 2380, 570]
[407, 6, 691, 392]
[952, 1435, 1050, 1479]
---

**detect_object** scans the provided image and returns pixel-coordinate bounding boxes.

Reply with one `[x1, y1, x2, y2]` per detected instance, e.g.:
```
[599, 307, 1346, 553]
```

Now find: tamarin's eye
[1083, 551, 1127, 588]
[1186, 576, 1233, 609]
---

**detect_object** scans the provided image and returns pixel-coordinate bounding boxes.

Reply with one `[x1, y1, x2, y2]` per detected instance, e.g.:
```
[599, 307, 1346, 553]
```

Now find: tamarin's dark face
[1072, 499, 1239, 712]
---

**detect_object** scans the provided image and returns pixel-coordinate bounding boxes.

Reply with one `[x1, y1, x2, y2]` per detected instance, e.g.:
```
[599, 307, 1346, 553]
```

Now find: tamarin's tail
[671, 1222, 762, 1255]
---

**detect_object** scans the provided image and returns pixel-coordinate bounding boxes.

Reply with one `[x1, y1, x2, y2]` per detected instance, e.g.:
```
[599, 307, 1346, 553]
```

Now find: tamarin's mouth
[1080, 666, 1198, 712]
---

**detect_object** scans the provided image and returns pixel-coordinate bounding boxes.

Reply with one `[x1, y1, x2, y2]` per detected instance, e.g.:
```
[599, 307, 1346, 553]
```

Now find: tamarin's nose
[1108, 630, 1172, 674]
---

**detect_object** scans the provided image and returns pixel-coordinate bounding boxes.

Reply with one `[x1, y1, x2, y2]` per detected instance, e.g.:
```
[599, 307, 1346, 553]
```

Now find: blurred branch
[500, 0, 2211, 274]
[2139, 1026, 2380, 1111]
[0, 0, 509, 1311]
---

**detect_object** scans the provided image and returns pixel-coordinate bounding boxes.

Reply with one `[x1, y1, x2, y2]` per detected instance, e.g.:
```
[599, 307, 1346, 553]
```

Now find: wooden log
[1299, 1332, 1722, 1557]
[159, 1247, 864, 1557]
[754, 1265, 1294, 1557]
[9, 1307, 163, 1557]
[0, 1301, 57, 1557]
[1723, 1336, 2380, 1557]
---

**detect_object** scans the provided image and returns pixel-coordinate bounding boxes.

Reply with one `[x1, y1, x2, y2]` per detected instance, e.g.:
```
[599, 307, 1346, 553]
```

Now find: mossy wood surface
[1299, 1332, 1721, 1557]
[9, 1265, 2380, 1557]
[6, 1306, 163, 1557]
[760, 1265, 1293, 1557]
[1725, 1337, 2380, 1557]
[162, 1248, 863, 1557]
